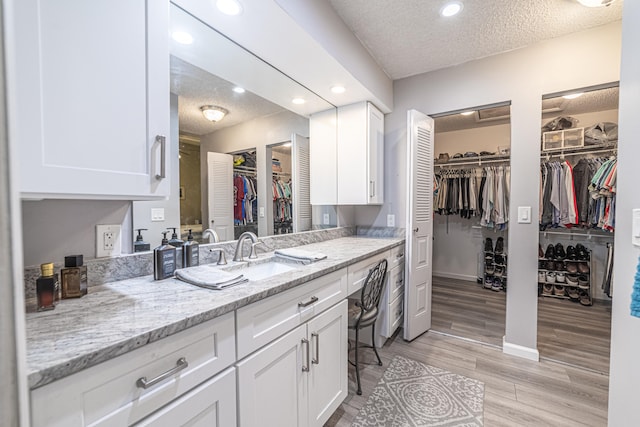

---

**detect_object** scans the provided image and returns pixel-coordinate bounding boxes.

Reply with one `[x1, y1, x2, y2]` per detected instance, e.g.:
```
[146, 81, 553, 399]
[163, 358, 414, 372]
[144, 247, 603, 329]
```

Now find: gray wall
[374, 22, 622, 355]
[608, 1, 640, 423]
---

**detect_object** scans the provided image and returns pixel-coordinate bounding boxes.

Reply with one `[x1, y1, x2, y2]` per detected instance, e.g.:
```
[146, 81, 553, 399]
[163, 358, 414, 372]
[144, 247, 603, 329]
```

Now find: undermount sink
[221, 257, 301, 281]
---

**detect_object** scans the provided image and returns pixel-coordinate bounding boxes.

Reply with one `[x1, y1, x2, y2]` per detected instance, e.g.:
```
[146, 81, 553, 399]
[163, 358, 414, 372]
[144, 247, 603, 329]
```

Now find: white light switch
[633, 209, 640, 247]
[151, 208, 165, 222]
[387, 214, 395, 227]
[517, 206, 531, 224]
[259, 207, 265, 218]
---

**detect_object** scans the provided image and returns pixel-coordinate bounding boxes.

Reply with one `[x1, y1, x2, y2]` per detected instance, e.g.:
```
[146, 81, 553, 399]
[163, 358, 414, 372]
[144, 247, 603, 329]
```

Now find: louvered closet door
[292, 134, 312, 232]
[207, 152, 234, 241]
[404, 110, 434, 341]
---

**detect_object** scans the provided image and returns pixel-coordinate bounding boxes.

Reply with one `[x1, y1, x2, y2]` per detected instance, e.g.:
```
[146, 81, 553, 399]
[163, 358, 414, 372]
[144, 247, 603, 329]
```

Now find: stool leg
[371, 322, 382, 366]
[355, 327, 362, 395]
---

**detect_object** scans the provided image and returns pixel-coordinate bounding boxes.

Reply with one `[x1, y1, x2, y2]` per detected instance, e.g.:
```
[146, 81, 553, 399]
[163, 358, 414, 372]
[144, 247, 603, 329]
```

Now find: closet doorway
[537, 84, 617, 374]
[429, 103, 512, 347]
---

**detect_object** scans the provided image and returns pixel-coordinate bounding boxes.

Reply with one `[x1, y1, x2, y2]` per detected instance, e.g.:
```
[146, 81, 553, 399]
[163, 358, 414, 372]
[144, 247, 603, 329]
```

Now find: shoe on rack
[566, 262, 578, 274]
[539, 244, 544, 259]
[484, 238, 493, 253]
[576, 244, 590, 261]
[554, 284, 565, 296]
[542, 283, 554, 295]
[567, 288, 580, 301]
[539, 260, 546, 269]
[495, 254, 505, 265]
[494, 266, 504, 277]
[566, 245, 577, 260]
[495, 237, 504, 254]
[485, 264, 495, 275]
[578, 262, 590, 274]
[556, 272, 566, 283]
[546, 260, 556, 271]
[578, 275, 590, 290]
[555, 261, 565, 271]
[566, 274, 579, 286]
[545, 244, 555, 260]
[546, 271, 556, 283]
[579, 290, 592, 306]
[485, 252, 494, 263]
[484, 276, 493, 289]
[492, 278, 502, 292]
[554, 243, 566, 260]
[538, 271, 546, 282]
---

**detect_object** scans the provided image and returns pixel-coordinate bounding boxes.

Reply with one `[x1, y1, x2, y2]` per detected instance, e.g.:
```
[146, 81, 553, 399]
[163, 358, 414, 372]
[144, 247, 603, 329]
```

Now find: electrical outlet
[96, 224, 122, 258]
[387, 214, 395, 227]
[323, 213, 330, 225]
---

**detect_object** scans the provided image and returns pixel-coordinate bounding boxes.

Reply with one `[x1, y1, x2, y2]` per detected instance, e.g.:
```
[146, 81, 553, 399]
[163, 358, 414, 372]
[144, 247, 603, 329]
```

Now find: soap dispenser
[133, 229, 151, 252]
[182, 229, 199, 267]
[167, 227, 184, 248]
[154, 231, 177, 280]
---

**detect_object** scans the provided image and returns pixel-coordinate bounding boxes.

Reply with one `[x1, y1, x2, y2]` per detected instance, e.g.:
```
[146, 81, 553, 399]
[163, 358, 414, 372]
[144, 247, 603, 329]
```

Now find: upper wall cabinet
[7, 0, 170, 200]
[310, 102, 384, 205]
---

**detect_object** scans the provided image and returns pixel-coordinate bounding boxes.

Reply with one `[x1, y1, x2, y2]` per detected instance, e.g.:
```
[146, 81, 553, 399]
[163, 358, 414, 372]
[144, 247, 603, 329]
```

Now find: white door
[307, 301, 348, 427]
[207, 152, 234, 241]
[404, 110, 434, 341]
[292, 134, 312, 232]
[236, 324, 308, 427]
[135, 367, 236, 427]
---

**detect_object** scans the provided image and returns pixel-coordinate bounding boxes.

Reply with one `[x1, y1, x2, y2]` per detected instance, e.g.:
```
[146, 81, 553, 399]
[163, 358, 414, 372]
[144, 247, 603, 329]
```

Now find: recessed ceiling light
[460, 111, 475, 116]
[563, 93, 584, 100]
[233, 87, 246, 94]
[216, 0, 243, 16]
[172, 31, 193, 45]
[576, 0, 615, 7]
[440, 1, 463, 17]
[331, 85, 346, 94]
[292, 98, 306, 105]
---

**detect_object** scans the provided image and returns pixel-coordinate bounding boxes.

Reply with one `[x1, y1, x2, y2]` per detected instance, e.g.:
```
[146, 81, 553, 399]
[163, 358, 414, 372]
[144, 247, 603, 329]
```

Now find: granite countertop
[26, 236, 404, 390]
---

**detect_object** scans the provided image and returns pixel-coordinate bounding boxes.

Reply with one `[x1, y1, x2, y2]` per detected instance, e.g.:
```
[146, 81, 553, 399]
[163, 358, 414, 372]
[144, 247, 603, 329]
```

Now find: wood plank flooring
[325, 276, 611, 426]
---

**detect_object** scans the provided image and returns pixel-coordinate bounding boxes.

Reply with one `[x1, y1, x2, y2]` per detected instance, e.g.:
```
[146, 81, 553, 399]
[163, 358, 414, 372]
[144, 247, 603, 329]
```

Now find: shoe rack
[538, 243, 593, 306]
[483, 237, 507, 292]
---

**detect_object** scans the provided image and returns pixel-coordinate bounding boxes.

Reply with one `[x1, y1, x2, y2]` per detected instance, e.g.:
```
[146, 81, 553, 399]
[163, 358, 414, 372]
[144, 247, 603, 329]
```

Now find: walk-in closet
[430, 103, 512, 346]
[232, 149, 259, 239]
[536, 84, 617, 373]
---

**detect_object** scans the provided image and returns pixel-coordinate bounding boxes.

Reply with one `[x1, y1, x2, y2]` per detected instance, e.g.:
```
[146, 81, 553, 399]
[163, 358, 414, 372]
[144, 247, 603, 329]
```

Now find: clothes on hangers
[273, 178, 293, 233]
[233, 172, 258, 225]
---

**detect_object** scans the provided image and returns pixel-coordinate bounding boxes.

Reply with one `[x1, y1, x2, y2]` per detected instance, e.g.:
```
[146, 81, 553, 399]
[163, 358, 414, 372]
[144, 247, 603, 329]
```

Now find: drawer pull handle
[396, 253, 404, 258]
[397, 278, 404, 285]
[311, 332, 320, 365]
[136, 358, 188, 389]
[302, 338, 310, 372]
[298, 296, 319, 307]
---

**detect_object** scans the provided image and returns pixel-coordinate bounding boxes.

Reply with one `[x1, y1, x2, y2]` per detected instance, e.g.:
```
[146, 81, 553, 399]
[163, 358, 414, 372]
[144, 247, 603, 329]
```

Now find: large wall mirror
[133, 3, 337, 249]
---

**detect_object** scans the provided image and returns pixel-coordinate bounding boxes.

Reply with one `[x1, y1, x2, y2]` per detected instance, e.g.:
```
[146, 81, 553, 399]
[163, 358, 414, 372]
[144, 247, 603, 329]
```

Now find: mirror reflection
[132, 4, 335, 250]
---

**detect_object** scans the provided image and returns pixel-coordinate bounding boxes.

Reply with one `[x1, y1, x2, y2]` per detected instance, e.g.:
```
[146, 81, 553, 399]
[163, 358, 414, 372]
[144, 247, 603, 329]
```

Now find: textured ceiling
[328, 0, 623, 80]
[170, 56, 284, 136]
[435, 86, 619, 132]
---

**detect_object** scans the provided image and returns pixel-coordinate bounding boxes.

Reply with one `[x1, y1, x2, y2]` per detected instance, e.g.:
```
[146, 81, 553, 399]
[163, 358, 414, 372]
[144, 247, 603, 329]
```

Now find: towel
[175, 266, 248, 290]
[275, 248, 327, 264]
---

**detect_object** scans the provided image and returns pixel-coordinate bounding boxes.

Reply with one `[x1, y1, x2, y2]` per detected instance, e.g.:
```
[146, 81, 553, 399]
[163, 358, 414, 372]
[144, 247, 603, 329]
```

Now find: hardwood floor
[325, 277, 611, 426]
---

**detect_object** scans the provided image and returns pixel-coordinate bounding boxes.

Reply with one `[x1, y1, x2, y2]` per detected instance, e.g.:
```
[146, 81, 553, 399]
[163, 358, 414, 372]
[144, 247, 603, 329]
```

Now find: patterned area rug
[352, 355, 484, 426]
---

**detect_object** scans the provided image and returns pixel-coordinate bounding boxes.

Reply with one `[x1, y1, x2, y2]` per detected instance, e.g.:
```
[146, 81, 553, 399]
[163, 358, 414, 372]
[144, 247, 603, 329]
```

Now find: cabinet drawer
[388, 244, 405, 270]
[383, 293, 405, 338]
[31, 313, 235, 427]
[346, 251, 389, 296]
[388, 265, 405, 303]
[236, 268, 347, 359]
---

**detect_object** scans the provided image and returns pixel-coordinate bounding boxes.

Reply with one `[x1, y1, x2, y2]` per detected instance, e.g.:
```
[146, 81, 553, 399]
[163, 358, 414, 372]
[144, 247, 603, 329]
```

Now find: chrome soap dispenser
[154, 231, 177, 280]
[182, 229, 199, 267]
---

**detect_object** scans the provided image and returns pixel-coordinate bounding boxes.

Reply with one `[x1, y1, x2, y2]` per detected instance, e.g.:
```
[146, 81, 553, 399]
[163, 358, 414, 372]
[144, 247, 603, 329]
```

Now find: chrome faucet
[233, 231, 259, 262]
[203, 228, 220, 243]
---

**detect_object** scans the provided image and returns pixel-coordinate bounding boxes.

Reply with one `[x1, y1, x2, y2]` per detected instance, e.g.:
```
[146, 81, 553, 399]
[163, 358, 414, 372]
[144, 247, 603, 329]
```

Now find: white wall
[435, 123, 511, 156]
[608, 1, 640, 424]
[380, 22, 622, 355]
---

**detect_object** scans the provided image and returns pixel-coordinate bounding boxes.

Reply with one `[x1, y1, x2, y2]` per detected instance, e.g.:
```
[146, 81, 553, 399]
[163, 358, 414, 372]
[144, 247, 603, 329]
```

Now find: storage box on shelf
[542, 127, 585, 151]
[482, 237, 507, 292]
[537, 243, 592, 306]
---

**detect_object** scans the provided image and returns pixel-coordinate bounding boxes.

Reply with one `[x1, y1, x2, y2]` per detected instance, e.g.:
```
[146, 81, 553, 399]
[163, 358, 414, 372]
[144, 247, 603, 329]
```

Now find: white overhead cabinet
[310, 102, 385, 205]
[7, 0, 170, 200]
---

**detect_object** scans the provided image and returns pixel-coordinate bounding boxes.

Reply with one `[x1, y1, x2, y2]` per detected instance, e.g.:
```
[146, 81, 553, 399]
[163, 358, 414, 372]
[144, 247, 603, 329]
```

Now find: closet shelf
[436, 153, 510, 167]
[540, 141, 617, 159]
[539, 229, 614, 239]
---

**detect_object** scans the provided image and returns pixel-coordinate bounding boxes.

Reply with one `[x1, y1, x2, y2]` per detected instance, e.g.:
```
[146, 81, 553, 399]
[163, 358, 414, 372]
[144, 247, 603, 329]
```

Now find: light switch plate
[259, 207, 265, 218]
[96, 224, 122, 258]
[517, 206, 531, 224]
[633, 209, 640, 247]
[323, 213, 330, 225]
[151, 208, 165, 222]
[387, 214, 395, 227]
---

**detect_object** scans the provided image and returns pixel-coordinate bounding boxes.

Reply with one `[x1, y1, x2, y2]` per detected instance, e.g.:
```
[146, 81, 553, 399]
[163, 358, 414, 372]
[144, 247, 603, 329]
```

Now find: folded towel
[275, 248, 327, 264]
[175, 266, 247, 290]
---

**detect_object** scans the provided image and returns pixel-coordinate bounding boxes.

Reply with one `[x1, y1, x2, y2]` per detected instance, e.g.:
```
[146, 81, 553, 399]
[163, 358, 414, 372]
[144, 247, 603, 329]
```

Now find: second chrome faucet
[233, 231, 263, 262]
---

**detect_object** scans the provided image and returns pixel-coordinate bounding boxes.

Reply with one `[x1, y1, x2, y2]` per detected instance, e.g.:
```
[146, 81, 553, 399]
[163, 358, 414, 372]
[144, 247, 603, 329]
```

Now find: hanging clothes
[233, 171, 258, 226]
[272, 178, 293, 234]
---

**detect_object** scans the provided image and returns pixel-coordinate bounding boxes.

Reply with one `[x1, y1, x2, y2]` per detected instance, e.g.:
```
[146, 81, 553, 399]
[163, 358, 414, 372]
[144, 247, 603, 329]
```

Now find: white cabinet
[7, 0, 170, 200]
[378, 245, 406, 347]
[30, 313, 235, 427]
[310, 101, 384, 205]
[237, 300, 348, 427]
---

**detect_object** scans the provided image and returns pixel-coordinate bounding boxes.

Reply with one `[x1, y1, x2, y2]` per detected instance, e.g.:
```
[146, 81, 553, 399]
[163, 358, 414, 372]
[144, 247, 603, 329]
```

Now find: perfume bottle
[60, 254, 88, 298]
[36, 263, 58, 311]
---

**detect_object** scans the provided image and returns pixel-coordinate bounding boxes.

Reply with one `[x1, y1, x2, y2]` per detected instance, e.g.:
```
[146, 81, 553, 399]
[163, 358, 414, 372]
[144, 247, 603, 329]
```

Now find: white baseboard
[433, 271, 478, 282]
[502, 336, 540, 361]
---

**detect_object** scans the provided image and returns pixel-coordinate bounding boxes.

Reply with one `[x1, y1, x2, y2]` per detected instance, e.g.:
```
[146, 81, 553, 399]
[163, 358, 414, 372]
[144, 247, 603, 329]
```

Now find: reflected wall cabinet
[7, 0, 170, 200]
[310, 101, 385, 205]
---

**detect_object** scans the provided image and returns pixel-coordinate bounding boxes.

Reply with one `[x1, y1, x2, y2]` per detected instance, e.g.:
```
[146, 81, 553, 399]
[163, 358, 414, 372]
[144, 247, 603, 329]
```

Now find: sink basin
[221, 257, 300, 281]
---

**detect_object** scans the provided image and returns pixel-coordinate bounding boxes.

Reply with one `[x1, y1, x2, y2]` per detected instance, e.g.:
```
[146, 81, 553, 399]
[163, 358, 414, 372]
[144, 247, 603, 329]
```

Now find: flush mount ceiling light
[331, 85, 346, 94]
[460, 111, 475, 116]
[440, 1, 463, 17]
[576, 0, 615, 7]
[200, 105, 228, 122]
[171, 31, 193, 45]
[232, 86, 245, 94]
[292, 98, 306, 105]
[563, 92, 584, 100]
[216, 0, 243, 15]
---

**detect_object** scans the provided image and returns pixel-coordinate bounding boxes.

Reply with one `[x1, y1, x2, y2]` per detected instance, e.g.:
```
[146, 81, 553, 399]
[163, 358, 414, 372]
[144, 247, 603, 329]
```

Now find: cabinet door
[310, 109, 338, 205]
[237, 324, 308, 427]
[307, 300, 348, 427]
[7, 0, 169, 199]
[367, 102, 385, 204]
[135, 367, 236, 427]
